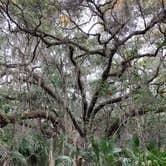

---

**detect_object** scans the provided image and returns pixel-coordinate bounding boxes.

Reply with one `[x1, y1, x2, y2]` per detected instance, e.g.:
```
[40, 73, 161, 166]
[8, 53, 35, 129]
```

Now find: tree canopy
[0, 0, 166, 165]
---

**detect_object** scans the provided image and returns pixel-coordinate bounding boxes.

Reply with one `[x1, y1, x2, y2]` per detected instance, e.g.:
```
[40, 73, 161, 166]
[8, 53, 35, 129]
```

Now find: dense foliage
[0, 0, 166, 165]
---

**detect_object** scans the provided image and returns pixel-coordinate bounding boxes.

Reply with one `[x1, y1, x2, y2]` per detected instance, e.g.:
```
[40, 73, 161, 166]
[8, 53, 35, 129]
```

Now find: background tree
[0, 0, 166, 165]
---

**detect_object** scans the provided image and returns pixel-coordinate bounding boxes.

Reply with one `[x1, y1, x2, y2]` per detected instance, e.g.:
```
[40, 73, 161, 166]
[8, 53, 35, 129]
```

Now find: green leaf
[55, 155, 73, 166]
[130, 135, 139, 152]
[156, 38, 166, 47]
[98, 81, 110, 96]
[10, 151, 28, 166]
[91, 137, 100, 160]
[51, 72, 63, 88]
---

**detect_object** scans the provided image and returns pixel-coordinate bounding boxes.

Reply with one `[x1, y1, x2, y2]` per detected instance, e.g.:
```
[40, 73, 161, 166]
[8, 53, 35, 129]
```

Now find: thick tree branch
[0, 111, 58, 128]
[25, 70, 85, 137]
[86, 49, 116, 119]
[31, 71, 64, 107]
[120, 9, 166, 45]
[69, 46, 88, 122]
[109, 46, 161, 77]
[0, 2, 104, 57]
[106, 107, 166, 137]
[93, 93, 129, 115]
